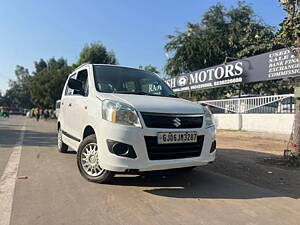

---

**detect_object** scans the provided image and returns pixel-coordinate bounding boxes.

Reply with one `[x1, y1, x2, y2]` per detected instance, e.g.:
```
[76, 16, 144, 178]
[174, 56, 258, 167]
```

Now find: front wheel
[77, 134, 114, 183]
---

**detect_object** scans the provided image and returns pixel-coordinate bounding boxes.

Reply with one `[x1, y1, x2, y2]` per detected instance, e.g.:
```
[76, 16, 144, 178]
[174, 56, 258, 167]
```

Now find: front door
[60, 73, 77, 140]
[67, 69, 89, 142]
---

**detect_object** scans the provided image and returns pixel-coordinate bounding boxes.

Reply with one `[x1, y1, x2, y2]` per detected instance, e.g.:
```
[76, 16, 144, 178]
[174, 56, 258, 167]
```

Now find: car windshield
[93, 65, 176, 97]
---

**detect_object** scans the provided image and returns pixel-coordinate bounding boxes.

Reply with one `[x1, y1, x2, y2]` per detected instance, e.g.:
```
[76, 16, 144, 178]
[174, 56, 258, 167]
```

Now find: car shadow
[109, 169, 283, 199]
[63, 150, 77, 155]
[108, 146, 300, 200]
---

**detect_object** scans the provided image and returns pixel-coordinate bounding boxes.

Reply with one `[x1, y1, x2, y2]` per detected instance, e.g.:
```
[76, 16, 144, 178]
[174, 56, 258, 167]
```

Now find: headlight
[102, 100, 142, 127]
[203, 106, 214, 128]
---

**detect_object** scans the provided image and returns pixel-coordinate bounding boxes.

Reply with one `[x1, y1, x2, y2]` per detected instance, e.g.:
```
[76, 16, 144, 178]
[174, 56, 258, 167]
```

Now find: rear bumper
[96, 121, 216, 172]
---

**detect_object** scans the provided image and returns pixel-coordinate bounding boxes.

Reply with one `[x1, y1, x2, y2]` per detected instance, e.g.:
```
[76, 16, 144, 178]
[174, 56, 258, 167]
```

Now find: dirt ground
[216, 130, 290, 155]
[206, 129, 300, 199]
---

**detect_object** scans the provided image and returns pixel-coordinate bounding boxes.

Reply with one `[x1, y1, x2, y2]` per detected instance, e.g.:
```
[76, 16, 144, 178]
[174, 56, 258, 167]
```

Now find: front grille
[141, 112, 203, 129]
[144, 135, 204, 160]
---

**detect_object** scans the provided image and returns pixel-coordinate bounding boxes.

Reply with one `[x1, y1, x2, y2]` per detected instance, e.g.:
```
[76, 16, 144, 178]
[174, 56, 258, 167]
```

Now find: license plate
[157, 132, 197, 144]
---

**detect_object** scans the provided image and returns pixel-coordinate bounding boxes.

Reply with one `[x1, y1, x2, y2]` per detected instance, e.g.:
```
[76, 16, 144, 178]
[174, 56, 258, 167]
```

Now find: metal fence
[198, 94, 295, 114]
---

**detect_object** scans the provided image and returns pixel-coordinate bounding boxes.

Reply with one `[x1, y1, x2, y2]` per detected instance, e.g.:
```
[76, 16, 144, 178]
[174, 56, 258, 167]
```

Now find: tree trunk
[292, 44, 300, 156]
[292, 78, 300, 156]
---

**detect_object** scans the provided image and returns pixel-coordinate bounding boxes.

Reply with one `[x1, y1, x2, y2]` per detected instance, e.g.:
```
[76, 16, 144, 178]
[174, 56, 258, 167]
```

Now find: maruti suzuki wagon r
[57, 64, 216, 183]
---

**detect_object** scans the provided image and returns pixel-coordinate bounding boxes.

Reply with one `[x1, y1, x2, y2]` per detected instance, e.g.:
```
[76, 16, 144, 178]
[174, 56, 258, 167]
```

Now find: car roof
[75, 63, 152, 73]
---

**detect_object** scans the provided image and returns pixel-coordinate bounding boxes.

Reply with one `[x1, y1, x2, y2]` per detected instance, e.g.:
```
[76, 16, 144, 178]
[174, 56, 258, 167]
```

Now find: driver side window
[65, 74, 76, 96]
[74, 69, 89, 96]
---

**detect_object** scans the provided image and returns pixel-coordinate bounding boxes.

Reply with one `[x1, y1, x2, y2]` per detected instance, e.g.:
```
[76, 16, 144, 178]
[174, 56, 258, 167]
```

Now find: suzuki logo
[173, 118, 181, 127]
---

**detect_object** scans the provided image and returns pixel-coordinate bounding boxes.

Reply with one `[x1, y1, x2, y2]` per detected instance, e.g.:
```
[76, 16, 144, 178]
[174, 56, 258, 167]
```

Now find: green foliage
[3, 66, 33, 108]
[139, 65, 160, 74]
[3, 41, 117, 109]
[78, 42, 118, 65]
[164, 1, 287, 100]
[0, 90, 4, 106]
[277, 0, 300, 57]
[30, 58, 72, 108]
[34, 59, 47, 73]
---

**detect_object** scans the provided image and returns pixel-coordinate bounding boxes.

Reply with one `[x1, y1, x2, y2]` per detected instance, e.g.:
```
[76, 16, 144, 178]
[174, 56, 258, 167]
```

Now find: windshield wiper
[115, 91, 178, 98]
[115, 91, 147, 95]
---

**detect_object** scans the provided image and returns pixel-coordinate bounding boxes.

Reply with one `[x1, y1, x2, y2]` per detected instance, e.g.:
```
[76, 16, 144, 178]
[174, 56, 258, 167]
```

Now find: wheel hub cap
[89, 155, 96, 164]
[81, 143, 103, 177]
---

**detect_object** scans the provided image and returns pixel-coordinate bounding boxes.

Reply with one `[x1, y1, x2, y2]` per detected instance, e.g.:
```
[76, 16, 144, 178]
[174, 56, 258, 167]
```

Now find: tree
[0, 91, 3, 106]
[277, 0, 300, 156]
[139, 65, 160, 74]
[34, 59, 47, 73]
[3, 41, 119, 109]
[78, 42, 118, 65]
[30, 57, 72, 108]
[164, 1, 283, 100]
[4, 65, 33, 109]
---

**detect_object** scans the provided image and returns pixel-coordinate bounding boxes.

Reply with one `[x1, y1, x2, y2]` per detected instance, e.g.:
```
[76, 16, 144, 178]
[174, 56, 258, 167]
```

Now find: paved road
[1, 116, 300, 225]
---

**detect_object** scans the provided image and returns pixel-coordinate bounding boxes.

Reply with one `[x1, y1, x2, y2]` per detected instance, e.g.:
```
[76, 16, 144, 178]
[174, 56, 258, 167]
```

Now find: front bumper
[96, 121, 216, 172]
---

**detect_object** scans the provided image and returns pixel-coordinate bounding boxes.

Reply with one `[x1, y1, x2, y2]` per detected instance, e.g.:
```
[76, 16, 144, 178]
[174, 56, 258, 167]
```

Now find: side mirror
[68, 78, 83, 92]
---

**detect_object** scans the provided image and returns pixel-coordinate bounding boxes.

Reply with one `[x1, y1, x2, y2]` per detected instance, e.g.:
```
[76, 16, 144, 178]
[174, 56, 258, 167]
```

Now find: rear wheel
[77, 134, 114, 183]
[58, 128, 68, 153]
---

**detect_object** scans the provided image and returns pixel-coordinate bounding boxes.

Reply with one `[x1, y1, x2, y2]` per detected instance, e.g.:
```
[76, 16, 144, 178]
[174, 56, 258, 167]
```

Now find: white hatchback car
[57, 64, 216, 183]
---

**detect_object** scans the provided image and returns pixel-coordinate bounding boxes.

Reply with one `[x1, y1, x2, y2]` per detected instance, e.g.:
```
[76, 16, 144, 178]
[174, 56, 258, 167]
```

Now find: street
[1, 116, 300, 225]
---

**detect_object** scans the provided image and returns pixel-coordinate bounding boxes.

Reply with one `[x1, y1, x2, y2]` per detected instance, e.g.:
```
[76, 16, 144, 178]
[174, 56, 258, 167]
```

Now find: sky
[0, 0, 286, 92]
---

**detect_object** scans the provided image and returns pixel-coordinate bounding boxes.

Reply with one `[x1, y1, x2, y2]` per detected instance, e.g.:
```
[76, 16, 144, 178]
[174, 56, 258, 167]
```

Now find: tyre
[77, 134, 114, 183]
[58, 127, 68, 153]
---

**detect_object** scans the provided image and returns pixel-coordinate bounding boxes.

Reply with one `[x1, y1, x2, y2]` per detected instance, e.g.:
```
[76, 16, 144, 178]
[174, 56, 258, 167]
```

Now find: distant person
[44, 109, 49, 120]
[35, 107, 41, 121]
[49, 109, 55, 119]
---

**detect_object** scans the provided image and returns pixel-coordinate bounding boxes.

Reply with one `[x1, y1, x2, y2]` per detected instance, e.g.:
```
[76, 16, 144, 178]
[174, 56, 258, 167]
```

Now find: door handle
[68, 103, 72, 107]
